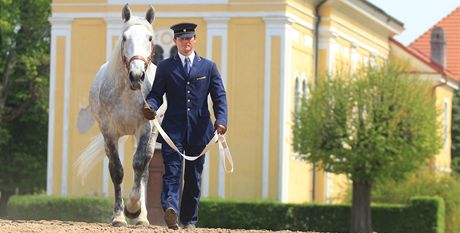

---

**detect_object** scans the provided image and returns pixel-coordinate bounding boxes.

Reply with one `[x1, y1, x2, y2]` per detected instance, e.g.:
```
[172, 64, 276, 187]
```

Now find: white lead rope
[151, 118, 234, 173]
[139, 88, 233, 173]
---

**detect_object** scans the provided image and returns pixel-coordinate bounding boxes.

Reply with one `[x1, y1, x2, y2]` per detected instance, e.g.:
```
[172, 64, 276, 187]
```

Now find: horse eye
[149, 36, 152, 42]
[122, 35, 127, 42]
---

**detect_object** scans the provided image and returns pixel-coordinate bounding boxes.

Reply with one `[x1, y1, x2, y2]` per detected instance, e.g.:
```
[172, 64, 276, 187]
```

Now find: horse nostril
[129, 71, 135, 82]
[141, 72, 145, 82]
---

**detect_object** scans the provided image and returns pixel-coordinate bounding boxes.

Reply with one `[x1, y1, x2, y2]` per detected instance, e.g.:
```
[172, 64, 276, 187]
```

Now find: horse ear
[122, 3, 131, 22]
[145, 5, 155, 24]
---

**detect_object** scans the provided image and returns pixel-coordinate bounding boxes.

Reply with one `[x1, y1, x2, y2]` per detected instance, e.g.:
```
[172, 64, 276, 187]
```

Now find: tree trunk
[0, 46, 16, 109]
[0, 190, 13, 217]
[350, 180, 372, 233]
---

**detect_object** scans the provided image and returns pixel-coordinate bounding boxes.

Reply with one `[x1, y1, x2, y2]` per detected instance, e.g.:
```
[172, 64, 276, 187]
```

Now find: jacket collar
[173, 51, 203, 79]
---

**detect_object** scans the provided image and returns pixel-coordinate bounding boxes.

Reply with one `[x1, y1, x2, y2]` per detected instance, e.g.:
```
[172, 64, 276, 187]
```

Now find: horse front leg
[125, 122, 154, 225]
[105, 136, 127, 227]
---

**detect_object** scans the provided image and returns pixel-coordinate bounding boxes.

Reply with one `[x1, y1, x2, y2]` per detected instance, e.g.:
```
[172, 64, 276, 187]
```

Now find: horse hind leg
[125, 124, 154, 226]
[105, 137, 127, 227]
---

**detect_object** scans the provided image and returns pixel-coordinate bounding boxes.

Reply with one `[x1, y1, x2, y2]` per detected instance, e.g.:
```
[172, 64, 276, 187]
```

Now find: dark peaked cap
[171, 22, 197, 38]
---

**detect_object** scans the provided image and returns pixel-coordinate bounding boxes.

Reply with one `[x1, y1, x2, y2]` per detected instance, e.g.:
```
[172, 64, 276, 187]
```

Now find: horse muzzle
[129, 71, 145, 90]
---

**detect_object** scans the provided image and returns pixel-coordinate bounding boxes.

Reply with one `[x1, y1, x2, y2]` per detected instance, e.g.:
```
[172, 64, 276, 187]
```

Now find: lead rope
[139, 89, 234, 173]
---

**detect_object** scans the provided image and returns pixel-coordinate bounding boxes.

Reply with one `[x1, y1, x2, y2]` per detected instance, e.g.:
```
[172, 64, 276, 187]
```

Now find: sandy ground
[0, 220, 318, 233]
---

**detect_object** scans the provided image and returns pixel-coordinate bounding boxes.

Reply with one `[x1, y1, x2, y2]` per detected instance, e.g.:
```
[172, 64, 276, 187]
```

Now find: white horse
[75, 4, 164, 227]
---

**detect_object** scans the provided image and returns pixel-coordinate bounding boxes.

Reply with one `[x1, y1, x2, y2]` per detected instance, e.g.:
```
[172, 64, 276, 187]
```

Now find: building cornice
[204, 17, 230, 27]
[328, 0, 404, 35]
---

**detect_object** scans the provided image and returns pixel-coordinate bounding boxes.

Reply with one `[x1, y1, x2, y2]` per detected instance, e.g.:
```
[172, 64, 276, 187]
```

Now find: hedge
[7, 195, 444, 233]
[198, 196, 445, 233]
[7, 195, 112, 223]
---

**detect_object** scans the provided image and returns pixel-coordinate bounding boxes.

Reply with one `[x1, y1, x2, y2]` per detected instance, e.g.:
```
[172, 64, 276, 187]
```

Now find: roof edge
[354, 0, 404, 34]
[390, 38, 458, 82]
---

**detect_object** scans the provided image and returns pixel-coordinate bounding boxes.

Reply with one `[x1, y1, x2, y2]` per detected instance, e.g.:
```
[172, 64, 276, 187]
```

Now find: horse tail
[77, 105, 94, 134]
[74, 133, 105, 182]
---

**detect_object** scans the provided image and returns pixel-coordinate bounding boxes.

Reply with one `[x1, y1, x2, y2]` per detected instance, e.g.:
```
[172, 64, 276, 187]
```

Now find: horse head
[120, 4, 155, 90]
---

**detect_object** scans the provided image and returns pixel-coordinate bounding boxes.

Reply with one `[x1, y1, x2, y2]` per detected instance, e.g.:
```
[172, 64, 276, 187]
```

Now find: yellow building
[390, 38, 457, 174]
[51, 0, 457, 210]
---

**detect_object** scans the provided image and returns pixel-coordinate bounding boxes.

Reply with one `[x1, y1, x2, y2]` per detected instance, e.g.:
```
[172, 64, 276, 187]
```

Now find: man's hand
[215, 124, 227, 135]
[143, 106, 156, 120]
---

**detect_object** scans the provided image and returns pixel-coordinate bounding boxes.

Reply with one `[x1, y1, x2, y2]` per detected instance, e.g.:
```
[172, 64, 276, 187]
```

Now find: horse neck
[110, 67, 132, 93]
[106, 44, 131, 90]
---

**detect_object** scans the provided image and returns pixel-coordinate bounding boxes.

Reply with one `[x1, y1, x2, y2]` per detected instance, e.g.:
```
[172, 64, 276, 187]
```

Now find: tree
[452, 89, 460, 174]
[0, 0, 51, 216]
[293, 63, 441, 233]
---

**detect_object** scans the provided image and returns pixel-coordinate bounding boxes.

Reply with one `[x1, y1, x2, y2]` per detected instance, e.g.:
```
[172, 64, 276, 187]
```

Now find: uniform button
[187, 81, 190, 85]
[187, 99, 191, 102]
[187, 108, 191, 111]
[187, 90, 190, 94]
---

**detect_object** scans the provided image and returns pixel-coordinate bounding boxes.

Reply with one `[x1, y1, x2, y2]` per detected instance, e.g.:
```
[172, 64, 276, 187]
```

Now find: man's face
[174, 36, 196, 56]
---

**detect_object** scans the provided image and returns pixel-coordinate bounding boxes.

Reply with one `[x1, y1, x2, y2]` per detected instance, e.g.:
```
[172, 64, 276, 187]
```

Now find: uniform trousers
[161, 141, 205, 225]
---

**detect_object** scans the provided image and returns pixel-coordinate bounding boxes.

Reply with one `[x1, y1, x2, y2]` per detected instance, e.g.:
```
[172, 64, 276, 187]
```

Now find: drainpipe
[432, 75, 448, 94]
[314, 0, 327, 86]
[312, 0, 327, 202]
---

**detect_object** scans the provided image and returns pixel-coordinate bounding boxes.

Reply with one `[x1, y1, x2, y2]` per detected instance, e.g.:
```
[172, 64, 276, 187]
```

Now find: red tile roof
[391, 38, 455, 78]
[409, 6, 460, 82]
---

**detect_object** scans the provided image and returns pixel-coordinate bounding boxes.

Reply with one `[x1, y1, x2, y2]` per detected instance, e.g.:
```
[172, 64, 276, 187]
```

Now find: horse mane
[107, 16, 155, 76]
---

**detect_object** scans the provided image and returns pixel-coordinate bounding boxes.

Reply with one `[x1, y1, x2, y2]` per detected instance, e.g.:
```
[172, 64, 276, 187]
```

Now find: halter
[121, 41, 155, 71]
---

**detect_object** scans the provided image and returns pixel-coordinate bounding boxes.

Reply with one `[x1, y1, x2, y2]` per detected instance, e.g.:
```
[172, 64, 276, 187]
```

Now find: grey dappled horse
[76, 4, 165, 226]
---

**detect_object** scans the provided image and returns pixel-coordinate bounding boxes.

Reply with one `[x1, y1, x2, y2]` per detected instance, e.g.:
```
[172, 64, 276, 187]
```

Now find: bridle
[121, 40, 155, 72]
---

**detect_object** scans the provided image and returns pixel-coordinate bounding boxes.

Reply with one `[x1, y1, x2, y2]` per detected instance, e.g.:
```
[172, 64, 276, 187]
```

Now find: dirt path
[0, 220, 317, 233]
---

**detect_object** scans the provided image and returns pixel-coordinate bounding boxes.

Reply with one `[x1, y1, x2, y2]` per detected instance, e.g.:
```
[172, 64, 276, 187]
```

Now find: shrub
[7, 195, 444, 233]
[199, 197, 444, 233]
[7, 195, 112, 223]
[369, 171, 460, 233]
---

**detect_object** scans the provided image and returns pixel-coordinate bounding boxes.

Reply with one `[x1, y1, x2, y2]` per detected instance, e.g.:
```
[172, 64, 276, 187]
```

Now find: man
[143, 22, 228, 229]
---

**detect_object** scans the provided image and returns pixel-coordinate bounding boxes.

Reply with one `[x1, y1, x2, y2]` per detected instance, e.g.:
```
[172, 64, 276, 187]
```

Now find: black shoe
[164, 208, 179, 230]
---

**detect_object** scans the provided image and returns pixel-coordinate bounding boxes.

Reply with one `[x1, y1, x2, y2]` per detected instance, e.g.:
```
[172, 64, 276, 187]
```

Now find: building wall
[226, 18, 265, 200]
[48, 0, 294, 201]
[434, 86, 454, 172]
[390, 41, 457, 174]
[68, 18, 106, 195]
[288, 23, 315, 203]
[49, 0, 410, 204]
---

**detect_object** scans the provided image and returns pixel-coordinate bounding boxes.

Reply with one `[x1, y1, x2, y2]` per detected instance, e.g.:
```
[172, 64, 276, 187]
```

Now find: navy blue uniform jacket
[146, 52, 228, 146]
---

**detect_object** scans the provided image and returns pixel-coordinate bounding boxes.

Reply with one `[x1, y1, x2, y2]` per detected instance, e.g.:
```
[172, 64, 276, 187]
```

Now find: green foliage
[6, 195, 444, 233]
[293, 63, 441, 183]
[0, 0, 50, 197]
[452, 89, 460, 174]
[7, 195, 112, 223]
[371, 197, 445, 233]
[198, 198, 443, 233]
[368, 172, 460, 233]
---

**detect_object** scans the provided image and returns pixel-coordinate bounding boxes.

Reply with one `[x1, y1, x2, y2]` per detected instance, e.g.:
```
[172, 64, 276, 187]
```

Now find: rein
[139, 89, 234, 173]
[121, 41, 155, 71]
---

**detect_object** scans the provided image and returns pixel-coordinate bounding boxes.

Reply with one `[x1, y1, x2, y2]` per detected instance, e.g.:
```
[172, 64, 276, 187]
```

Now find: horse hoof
[124, 206, 141, 219]
[135, 219, 150, 226]
[111, 220, 128, 227]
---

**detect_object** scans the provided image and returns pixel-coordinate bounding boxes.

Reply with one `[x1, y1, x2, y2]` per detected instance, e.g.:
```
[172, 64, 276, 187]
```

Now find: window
[294, 75, 309, 114]
[293, 74, 309, 156]
[151, 27, 177, 64]
[152, 45, 164, 65]
[294, 78, 300, 114]
[302, 79, 309, 99]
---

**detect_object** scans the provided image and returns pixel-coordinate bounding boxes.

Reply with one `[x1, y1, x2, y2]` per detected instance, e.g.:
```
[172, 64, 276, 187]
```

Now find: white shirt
[178, 51, 195, 67]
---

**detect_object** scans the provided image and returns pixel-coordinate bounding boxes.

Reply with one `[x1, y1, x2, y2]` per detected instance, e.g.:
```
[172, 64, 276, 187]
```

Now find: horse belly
[111, 106, 147, 136]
